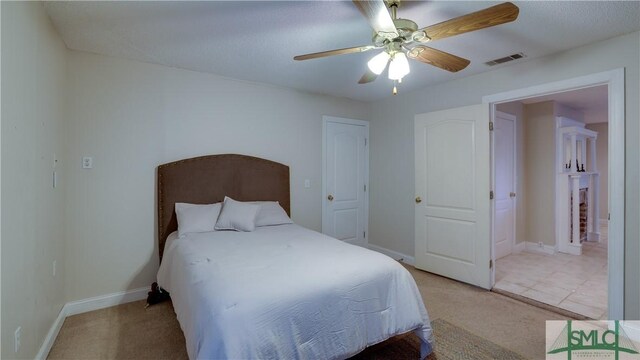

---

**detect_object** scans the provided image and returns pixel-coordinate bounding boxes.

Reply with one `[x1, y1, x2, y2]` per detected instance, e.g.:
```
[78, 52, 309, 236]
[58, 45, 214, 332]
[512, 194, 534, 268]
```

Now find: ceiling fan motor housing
[373, 18, 426, 46]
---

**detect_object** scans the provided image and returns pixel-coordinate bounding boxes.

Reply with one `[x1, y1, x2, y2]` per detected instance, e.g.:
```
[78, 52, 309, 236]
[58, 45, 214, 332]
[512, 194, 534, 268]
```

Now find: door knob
[327, 194, 334, 201]
[510, 192, 516, 198]
[415, 196, 422, 204]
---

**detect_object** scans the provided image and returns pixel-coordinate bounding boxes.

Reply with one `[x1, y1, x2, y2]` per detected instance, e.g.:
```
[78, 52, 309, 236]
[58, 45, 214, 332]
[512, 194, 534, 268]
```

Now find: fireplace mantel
[556, 117, 601, 256]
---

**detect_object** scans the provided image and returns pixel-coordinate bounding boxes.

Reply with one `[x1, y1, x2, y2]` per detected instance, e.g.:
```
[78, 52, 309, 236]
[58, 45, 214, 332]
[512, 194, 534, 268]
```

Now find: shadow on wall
[114, 175, 184, 357]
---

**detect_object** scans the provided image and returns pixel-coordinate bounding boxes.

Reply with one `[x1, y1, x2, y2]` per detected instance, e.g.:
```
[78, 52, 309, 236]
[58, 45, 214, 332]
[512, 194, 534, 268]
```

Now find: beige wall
[1, 2, 68, 358]
[368, 31, 640, 318]
[496, 101, 596, 246]
[495, 102, 526, 244]
[522, 102, 557, 246]
[63, 51, 370, 302]
[586, 123, 609, 221]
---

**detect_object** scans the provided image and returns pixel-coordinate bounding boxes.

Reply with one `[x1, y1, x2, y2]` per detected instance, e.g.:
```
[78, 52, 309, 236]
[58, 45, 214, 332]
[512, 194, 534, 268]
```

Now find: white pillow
[175, 202, 222, 238]
[215, 197, 261, 232]
[254, 201, 293, 227]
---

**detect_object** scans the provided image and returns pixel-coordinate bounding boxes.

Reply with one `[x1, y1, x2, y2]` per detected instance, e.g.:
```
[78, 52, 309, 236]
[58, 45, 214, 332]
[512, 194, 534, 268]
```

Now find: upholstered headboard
[157, 154, 290, 259]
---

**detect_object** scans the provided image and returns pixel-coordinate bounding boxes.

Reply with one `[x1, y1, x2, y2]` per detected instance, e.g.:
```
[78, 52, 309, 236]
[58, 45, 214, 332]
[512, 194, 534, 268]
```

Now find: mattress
[157, 224, 433, 359]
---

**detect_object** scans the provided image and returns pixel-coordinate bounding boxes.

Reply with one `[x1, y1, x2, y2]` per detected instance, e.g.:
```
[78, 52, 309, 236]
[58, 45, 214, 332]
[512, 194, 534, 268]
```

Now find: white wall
[1, 2, 68, 358]
[64, 51, 370, 302]
[368, 31, 640, 318]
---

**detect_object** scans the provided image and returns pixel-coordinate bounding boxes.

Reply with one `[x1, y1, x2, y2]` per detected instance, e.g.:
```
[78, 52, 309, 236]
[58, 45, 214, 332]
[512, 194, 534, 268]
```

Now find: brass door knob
[327, 194, 334, 201]
[415, 196, 422, 204]
[510, 192, 516, 198]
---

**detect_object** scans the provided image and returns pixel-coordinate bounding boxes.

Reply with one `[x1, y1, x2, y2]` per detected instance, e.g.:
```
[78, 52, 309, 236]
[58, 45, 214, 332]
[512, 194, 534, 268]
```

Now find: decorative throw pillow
[175, 202, 222, 238]
[254, 201, 293, 227]
[215, 197, 261, 232]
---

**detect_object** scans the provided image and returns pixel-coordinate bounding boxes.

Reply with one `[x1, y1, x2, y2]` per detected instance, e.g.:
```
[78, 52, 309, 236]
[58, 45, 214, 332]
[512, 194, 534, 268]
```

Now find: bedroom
[1, 1, 639, 359]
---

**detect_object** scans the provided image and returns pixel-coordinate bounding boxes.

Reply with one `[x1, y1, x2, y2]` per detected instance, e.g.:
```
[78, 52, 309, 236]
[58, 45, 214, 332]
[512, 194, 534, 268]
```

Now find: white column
[570, 134, 577, 172]
[590, 137, 598, 172]
[591, 174, 601, 241]
[587, 174, 594, 236]
[581, 139, 587, 172]
[588, 137, 600, 241]
[564, 136, 570, 171]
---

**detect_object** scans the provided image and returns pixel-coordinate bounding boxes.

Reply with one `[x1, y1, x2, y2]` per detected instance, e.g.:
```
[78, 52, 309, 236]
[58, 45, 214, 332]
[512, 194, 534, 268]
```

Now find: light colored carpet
[48, 265, 571, 359]
[350, 319, 525, 360]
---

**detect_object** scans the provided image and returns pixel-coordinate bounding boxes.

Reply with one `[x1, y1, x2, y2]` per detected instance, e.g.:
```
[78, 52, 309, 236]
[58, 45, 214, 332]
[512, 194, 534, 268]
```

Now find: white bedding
[157, 224, 433, 359]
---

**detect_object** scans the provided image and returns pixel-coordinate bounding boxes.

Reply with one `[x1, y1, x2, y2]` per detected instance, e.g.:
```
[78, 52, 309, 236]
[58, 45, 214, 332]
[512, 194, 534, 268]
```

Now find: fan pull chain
[392, 79, 402, 95]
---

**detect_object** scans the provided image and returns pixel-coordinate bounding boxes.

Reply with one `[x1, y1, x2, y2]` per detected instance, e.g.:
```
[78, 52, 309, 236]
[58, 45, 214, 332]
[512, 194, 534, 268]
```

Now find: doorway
[491, 86, 609, 319]
[485, 69, 624, 320]
[411, 69, 624, 319]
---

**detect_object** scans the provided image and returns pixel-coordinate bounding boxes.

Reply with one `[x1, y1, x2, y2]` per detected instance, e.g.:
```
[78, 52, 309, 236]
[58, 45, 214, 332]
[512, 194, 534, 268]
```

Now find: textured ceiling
[43, 1, 640, 102]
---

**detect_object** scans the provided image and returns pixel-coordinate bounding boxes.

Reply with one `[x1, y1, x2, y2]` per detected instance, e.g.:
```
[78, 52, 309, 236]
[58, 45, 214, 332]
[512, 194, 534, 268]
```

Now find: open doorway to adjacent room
[491, 85, 609, 319]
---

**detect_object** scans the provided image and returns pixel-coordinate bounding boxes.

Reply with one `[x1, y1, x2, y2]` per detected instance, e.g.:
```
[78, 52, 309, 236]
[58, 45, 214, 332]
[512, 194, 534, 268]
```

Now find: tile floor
[494, 224, 608, 319]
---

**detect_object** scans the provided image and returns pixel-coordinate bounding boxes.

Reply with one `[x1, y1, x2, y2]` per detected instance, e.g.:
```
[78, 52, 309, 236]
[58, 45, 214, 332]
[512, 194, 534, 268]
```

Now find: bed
[156, 154, 433, 359]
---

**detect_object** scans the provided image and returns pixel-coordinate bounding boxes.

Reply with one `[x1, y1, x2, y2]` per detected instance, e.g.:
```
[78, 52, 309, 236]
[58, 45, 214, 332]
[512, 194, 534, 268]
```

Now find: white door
[494, 112, 516, 259]
[415, 104, 491, 289]
[322, 117, 368, 247]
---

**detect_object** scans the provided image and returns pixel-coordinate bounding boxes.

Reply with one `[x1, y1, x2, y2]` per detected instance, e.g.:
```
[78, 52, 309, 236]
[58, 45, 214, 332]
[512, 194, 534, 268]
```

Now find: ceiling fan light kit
[294, 1, 519, 95]
[388, 52, 410, 80]
[367, 51, 391, 75]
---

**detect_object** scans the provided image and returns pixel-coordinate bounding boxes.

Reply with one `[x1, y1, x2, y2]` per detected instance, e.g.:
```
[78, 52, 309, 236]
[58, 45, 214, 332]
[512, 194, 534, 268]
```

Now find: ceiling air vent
[485, 52, 526, 66]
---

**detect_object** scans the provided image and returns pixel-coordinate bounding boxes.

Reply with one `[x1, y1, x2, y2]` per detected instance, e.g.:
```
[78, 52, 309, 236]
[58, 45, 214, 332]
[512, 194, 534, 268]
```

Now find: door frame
[492, 111, 518, 260]
[483, 68, 625, 320]
[321, 116, 370, 245]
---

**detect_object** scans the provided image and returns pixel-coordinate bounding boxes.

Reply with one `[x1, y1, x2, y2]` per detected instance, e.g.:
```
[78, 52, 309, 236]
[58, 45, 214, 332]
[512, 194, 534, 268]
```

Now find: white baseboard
[587, 232, 600, 242]
[64, 287, 148, 316]
[368, 244, 415, 266]
[35, 305, 66, 360]
[513, 242, 526, 253]
[36, 287, 149, 359]
[524, 241, 557, 255]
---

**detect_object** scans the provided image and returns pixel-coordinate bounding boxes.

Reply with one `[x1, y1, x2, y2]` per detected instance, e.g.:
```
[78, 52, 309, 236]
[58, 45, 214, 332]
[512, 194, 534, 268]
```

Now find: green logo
[548, 320, 639, 359]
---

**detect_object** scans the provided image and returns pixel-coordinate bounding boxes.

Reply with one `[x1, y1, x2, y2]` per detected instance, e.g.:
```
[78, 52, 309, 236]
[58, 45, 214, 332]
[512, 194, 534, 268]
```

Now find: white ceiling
[43, 1, 640, 102]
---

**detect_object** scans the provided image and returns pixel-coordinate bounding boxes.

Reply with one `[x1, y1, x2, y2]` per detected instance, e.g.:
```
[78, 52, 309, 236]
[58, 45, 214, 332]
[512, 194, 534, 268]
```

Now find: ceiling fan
[294, 1, 519, 94]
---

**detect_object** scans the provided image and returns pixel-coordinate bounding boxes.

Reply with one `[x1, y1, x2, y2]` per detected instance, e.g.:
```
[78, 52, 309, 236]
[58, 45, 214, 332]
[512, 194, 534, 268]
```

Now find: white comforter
[157, 224, 433, 359]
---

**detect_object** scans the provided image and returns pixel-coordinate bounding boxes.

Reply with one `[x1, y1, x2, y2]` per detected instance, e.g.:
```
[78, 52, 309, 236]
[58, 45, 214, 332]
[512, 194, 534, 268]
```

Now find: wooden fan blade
[421, 2, 519, 41]
[407, 46, 470, 72]
[358, 69, 379, 84]
[294, 45, 376, 61]
[352, 0, 398, 38]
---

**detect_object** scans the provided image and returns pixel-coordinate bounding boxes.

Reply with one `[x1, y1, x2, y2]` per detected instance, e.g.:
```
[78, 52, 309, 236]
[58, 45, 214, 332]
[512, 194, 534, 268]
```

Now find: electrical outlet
[82, 157, 93, 169]
[14, 326, 21, 353]
[53, 260, 57, 277]
[304, 179, 310, 188]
